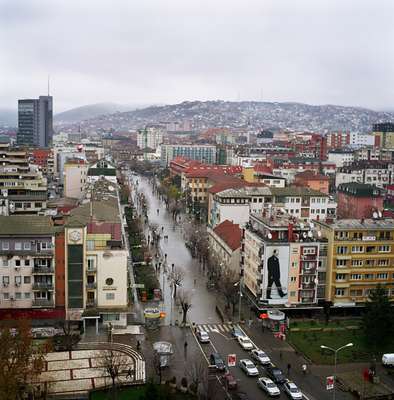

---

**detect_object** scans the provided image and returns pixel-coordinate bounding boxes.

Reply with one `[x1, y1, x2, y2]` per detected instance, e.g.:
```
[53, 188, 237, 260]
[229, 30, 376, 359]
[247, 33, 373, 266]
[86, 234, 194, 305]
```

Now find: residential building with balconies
[316, 218, 394, 306]
[0, 216, 57, 316]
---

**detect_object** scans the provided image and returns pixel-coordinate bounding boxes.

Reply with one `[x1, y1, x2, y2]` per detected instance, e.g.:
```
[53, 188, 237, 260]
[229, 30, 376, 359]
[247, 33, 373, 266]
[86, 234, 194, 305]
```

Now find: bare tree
[178, 290, 192, 325]
[98, 347, 131, 399]
[186, 359, 207, 397]
[169, 269, 184, 299]
[220, 272, 239, 315]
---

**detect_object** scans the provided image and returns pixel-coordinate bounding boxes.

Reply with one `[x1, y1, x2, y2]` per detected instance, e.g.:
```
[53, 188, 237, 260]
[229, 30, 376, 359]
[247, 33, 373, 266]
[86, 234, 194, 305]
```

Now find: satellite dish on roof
[108, 186, 115, 192]
[309, 222, 315, 229]
[378, 211, 383, 218]
[267, 233, 273, 239]
[308, 231, 313, 238]
[317, 231, 322, 238]
[300, 223, 305, 229]
[373, 211, 378, 219]
[302, 232, 307, 238]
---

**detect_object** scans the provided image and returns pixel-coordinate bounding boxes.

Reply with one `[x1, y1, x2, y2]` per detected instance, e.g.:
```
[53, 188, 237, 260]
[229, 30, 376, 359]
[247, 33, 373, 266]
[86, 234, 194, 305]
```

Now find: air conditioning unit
[3, 282, 8, 287]
[15, 282, 20, 287]
[10, 296, 14, 301]
[14, 266, 20, 271]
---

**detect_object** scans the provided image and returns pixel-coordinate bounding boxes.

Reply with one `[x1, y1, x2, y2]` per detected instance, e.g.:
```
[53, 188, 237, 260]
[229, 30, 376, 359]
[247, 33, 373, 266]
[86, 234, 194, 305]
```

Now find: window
[366, 246, 375, 253]
[351, 246, 364, 253]
[24, 276, 31, 284]
[24, 292, 31, 299]
[303, 247, 316, 255]
[15, 242, 22, 250]
[336, 259, 347, 267]
[40, 242, 49, 250]
[378, 259, 389, 266]
[337, 246, 348, 254]
[350, 289, 363, 297]
[15, 276, 22, 285]
[24, 242, 31, 250]
[87, 240, 95, 251]
[378, 245, 390, 253]
[364, 274, 374, 279]
[377, 273, 388, 279]
[15, 292, 22, 300]
[2, 276, 9, 285]
[35, 202, 42, 208]
[350, 274, 362, 280]
[3, 293, 9, 300]
[2, 242, 9, 250]
[106, 293, 115, 300]
[2, 258, 8, 267]
[24, 259, 30, 266]
[351, 260, 363, 267]
[87, 258, 95, 271]
[290, 277, 297, 282]
[336, 273, 346, 281]
[15, 259, 20, 267]
[335, 288, 345, 296]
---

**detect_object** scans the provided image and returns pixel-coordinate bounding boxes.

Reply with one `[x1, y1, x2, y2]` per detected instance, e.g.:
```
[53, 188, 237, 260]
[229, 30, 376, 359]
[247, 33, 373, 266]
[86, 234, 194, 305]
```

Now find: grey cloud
[0, 0, 393, 112]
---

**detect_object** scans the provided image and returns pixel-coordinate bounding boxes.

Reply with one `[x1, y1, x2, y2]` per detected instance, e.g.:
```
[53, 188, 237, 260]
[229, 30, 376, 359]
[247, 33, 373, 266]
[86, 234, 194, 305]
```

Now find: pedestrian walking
[302, 364, 307, 375]
[279, 351, 282, 360]
[157, 208, 159, 215]
[287, 363, 291, 376]
[184, 341, 188, 349]
[172, 263, 175, 272]
[164, 253, 167, 259]
[194, 278, 197, 287]
[137, 340, 141, 351]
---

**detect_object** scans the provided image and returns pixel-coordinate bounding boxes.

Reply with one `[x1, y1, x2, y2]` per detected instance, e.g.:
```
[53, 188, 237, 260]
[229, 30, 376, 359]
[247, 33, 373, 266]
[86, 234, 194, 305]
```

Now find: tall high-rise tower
[17, 95, 53, 147]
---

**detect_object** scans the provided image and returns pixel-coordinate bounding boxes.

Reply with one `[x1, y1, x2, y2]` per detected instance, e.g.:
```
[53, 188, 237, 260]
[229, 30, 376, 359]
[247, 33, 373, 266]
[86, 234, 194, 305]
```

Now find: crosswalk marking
[197, 323, 235, 333]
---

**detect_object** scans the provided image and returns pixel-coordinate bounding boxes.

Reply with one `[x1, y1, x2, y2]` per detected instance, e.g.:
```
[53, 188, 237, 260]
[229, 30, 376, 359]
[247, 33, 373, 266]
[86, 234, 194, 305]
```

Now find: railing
[86, 282, 97, 289]
[33, 266, 54, 273]
[32, 282, 54, 290]
[32, 299, 54, 307]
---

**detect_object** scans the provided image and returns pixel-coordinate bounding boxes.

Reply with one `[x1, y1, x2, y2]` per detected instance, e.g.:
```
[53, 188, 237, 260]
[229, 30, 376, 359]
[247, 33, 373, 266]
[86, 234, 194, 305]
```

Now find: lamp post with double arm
[320, 342, 353, 400]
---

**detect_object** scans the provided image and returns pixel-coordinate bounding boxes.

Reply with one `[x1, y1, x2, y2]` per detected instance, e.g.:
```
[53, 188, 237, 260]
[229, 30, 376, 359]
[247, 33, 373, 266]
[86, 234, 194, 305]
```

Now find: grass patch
[288, 328, 388, 364]
[290, 319, 361, 330]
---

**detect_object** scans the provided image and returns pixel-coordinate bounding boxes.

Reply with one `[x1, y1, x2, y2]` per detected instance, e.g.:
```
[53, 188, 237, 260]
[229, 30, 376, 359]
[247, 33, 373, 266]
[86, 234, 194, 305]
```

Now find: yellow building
[316, 219, 394, 306]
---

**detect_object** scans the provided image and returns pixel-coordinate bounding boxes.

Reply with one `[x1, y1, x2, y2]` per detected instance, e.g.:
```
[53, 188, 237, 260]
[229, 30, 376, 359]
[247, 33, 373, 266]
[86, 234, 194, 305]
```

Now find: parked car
[265, 365, 286, 384]
[382, 353, 394, 367]
[257, 377, 281, 397]
[251, 349, 271, 365]
[210, 353, 226, 371]
[196, 329, 210, 343]
[238, 336, 254, 350]
[239, 359, 259, 376]
[231, 325, 244, 338]
[223, 371, 237, 390]
[283, 381, 303, 399]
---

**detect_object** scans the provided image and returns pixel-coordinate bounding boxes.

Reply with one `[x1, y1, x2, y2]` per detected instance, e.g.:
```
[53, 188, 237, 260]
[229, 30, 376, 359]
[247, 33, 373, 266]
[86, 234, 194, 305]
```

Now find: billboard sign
[326, 376, 334, 390]
[262, 244, 290, 305]
[227, 354, 236, 367]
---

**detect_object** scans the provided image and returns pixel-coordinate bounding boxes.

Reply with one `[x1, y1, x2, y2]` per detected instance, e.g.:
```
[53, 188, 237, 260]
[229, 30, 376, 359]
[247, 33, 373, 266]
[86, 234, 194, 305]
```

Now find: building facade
[17, 96, 53, 147]
[161, 144, 217, 166]
[137, 125, 165, 151]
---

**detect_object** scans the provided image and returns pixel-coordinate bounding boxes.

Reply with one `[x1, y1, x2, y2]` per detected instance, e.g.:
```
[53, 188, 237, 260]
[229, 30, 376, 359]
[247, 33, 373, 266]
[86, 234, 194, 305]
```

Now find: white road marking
[222, 325, 230, 332]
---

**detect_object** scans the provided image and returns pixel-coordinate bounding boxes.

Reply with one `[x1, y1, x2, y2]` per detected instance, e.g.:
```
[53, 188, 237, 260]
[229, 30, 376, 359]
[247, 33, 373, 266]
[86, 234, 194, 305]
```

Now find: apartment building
[327, 150, 354, 167]
[87, 159, 117, 184]
[64, 179, 128, 330]
[137, 124, 165, 151]
[316, 218, 394, 306]
[242, 213, 327, 307]
[161, 144, 217, 166]
[0, 143, 47, 216]
[63, 158, 88, 199]
[0, 216, 57, 315]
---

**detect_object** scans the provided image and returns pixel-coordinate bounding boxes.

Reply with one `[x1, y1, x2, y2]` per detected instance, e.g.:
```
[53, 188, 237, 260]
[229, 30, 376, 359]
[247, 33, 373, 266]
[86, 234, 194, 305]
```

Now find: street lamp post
[320, 343, 353, 400]
[234, 278, 243, 322]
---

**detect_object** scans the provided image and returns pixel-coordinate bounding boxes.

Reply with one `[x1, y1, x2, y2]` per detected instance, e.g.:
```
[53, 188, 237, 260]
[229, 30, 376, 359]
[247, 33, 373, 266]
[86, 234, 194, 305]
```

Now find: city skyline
[0, 0, 393, 112]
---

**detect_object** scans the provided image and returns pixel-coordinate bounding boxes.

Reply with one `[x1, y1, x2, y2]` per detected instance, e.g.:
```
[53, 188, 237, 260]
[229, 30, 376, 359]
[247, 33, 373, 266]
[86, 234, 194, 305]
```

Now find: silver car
[251, 349, 271, 365]
[257, 377, 281, 397]
[283, 380, 303, 399]
[239, 359, 259, 376]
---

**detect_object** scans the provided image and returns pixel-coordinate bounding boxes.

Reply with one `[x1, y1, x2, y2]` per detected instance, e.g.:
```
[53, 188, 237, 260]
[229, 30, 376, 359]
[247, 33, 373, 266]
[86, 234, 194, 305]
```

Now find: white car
[196, 329, 210, 343]
[283, 380, 303, 399]
[257, 377, 281, 397]
[238, 336, 254, 350]
[239, 359, 259, 376]
[251, 349, 271, 365]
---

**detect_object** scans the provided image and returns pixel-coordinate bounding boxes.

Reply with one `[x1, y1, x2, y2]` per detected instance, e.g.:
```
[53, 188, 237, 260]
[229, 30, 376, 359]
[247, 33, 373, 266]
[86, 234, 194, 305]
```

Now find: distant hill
[69, 100, 394, 133]
[54, 103, 138, 124]
[0, 109, 17, 127]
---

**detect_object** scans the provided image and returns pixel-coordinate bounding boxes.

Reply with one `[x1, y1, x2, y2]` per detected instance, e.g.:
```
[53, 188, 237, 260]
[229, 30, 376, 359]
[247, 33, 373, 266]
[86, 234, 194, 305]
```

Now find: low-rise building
[327, 149, 354, 168]
[316, 218, 394, 306]
[337, 183, 385, 219]
[207, 220, 241, 276]
[294, 171, 329, 194]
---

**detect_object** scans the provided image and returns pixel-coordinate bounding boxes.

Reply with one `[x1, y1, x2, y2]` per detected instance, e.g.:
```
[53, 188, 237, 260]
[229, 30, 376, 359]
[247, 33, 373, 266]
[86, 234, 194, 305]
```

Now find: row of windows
[337, 245, 391, 254]
[3, 292, 31, 300]
[336, 259, 391, 267]
[336, 272, 390, 281]
[336, 288, 394, 297]
[1, 241, 51, 251]
[335, 231, 391, 240]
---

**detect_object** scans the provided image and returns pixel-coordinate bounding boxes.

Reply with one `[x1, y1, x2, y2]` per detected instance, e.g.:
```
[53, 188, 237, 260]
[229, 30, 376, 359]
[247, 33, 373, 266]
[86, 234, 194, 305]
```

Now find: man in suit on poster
[266, 249, 286, 299]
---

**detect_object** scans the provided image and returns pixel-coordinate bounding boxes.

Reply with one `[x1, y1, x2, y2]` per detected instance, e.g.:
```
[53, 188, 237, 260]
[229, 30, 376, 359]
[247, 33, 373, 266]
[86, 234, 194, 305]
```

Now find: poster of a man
[264, 246, 289, 303]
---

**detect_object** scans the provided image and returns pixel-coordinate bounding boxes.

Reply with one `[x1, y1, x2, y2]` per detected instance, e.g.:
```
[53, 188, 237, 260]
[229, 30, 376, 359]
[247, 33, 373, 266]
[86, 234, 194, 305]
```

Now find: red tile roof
[295, 170, 329, 180]
[212, 220, 242, 251]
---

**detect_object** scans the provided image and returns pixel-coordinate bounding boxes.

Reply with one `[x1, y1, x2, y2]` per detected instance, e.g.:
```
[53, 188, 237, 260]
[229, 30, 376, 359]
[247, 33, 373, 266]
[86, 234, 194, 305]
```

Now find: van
[382, 354, 394, 366]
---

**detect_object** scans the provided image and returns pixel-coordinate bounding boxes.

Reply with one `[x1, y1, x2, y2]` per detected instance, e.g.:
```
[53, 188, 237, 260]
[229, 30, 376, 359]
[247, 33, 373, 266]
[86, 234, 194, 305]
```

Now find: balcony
[86, 282, 97, 290]
[86, 300, 97, 308]
[33, 265, 54, 274]
[32, 282, 54, 290]
[32, 299, 54, 308]
[86, 267, 97, 274]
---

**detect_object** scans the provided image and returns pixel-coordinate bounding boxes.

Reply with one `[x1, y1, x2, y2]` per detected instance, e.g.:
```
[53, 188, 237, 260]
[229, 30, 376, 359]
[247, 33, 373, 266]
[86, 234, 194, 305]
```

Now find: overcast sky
[0, 0, 393, 112]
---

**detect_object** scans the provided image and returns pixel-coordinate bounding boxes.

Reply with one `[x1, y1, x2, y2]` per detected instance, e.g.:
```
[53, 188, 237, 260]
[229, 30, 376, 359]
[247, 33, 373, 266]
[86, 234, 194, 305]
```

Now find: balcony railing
[86, 282, 97, 289]
[32, 299, 54, 307]
[32, 282, 54, 290]
[33, 266, 54, 274]
[86, 300, 97, 308]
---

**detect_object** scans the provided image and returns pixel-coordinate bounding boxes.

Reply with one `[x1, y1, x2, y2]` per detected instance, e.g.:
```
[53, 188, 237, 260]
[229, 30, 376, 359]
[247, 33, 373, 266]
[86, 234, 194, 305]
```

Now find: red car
[223, 371, 237, 390]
